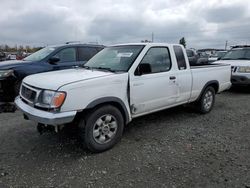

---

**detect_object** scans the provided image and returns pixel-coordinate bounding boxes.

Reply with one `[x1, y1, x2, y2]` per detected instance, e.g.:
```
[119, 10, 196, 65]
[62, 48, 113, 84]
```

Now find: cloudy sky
[0, 0, 250, 49]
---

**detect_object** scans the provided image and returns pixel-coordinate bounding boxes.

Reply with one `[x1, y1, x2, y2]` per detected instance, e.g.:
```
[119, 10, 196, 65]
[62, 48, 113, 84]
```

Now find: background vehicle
[186, 49, 208, 65]
[6, 54, 17, 60]
[0, 42, 104, 111]
[217, 51, 227, 60]
[15, 43, 231, 152]
[216, 45, 250, 86]
[208, 50, 228, 62]
[0, 52, 6, 61]
[186, 49, 199, 65]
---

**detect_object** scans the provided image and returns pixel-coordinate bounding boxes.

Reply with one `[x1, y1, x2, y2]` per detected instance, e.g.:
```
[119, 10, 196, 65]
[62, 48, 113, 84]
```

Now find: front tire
[78, 105, 124, 152]
[197, 86, 215, 114]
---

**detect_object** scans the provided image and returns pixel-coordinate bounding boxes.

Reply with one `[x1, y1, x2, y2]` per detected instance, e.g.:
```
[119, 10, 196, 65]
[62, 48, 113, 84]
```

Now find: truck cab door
[130, 47, 179, 116]
[49, 47, 77, 70]
[173, 45, 192, 103]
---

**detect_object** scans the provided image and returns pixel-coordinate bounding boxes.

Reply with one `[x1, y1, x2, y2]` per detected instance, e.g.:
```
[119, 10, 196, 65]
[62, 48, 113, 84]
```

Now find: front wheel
[78, 105, 124, 152]
[197, 86, 215, 114]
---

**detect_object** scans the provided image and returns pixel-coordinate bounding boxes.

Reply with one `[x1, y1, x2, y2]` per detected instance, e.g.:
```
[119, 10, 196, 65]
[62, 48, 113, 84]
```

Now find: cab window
[174, 46, 187, 70]
[54, 48, 76, 62]
[136, 47, 171, 75]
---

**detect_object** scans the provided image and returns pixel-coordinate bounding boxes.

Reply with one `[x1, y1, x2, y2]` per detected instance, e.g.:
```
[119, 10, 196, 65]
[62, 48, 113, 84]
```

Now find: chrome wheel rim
[203, 90, 213, 111]
[92, 114, 118, 144]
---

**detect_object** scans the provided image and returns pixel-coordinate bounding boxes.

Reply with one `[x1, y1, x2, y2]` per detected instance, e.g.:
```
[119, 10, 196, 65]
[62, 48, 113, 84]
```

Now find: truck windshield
[24, 47, 56, 61]
[221, 48, 250, 60]
[84, 45, 145, 72]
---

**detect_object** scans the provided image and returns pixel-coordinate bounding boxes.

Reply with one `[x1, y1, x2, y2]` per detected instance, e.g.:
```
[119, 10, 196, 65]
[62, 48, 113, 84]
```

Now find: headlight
[0, 70, 14, 78]
[238, 66, 250, 73]
[38, 90, 66, 108]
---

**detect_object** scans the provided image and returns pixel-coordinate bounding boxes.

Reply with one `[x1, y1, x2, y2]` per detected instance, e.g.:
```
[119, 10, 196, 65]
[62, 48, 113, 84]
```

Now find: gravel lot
[0, 88, 250, 188]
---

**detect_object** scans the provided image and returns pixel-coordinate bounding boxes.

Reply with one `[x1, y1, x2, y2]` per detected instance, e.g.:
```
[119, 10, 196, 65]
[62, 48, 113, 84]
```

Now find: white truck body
[16, 43, 231, 125]
[15, 43, 232, 152]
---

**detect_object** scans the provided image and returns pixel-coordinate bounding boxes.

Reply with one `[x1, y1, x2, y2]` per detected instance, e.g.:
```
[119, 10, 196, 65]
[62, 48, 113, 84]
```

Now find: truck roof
[109, 43, 183, 47]
[48, 43, 105, 48]
[231, 45, 250, 49]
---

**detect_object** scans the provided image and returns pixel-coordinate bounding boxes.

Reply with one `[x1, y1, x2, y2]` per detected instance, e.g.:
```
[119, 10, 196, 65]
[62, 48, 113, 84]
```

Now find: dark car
[0, 52, 6, 61]
[186, 49, 208, 66]
[186, 49, 199, 65]
[0, 43, 104, 111]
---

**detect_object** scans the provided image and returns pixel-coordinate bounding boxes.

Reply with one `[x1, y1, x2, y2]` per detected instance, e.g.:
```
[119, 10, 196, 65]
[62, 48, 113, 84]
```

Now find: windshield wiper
[92, 67, 117, 73]
[82, 65, 91, 69]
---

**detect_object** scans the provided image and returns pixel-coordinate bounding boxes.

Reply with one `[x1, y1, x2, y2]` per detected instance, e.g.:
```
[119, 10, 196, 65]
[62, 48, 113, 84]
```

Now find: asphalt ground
[0, 87, 250, 188]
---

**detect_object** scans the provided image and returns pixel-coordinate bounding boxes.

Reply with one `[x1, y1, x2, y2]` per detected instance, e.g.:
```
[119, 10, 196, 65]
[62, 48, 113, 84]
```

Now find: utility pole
[225, 40, 228, 50]
[151, 32, 154, 42]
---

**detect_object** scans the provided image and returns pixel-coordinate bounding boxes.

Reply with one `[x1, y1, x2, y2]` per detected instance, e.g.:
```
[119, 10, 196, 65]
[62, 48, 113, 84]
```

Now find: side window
[174, 46, 187, 70]
[54, 48, 76, 62]
[137, 47, 171, 75]
[78, 47, 98, 61]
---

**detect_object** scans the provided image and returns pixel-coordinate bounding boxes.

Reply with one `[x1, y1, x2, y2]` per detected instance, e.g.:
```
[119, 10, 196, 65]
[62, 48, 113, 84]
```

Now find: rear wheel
[78, 105, 124, 152]
[197, 86, 215, 114]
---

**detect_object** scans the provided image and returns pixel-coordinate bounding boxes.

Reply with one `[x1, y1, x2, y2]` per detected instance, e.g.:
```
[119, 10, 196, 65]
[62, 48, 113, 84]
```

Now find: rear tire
[196, 86, 215, 114]
[78, 105, 124, 152]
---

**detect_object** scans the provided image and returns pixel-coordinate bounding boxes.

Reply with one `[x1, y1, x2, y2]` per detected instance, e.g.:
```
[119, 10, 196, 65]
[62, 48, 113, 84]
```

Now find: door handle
[169, 76, 176, 80]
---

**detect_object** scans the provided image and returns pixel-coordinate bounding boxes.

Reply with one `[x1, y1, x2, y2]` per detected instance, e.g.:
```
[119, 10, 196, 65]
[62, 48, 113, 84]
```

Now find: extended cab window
[137, 47, 171, 75]
[174, 46, 187, 70]
[78, 47, 98, 61]
[54, 48, 76, 62]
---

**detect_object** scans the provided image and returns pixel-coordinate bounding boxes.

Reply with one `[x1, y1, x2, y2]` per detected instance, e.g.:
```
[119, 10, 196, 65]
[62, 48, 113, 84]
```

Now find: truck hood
[23, 68, 115, 90]
[0, 60, 33, 70]
[216, 60, 250, 67]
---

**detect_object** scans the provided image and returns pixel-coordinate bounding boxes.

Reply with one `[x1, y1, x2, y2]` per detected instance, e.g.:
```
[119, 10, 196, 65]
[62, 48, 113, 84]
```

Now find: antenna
[225, 40, 228, 50]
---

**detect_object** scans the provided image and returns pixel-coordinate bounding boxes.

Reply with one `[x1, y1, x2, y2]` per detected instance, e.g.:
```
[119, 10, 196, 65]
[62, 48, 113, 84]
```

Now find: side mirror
[48, 57, 60, 64]
[135, 63, 152, 76]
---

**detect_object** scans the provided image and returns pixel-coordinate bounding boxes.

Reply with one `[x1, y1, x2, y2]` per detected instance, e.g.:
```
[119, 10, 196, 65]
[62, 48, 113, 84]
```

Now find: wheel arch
[196, 80, 219, 101]
[76, 97, 130, 124]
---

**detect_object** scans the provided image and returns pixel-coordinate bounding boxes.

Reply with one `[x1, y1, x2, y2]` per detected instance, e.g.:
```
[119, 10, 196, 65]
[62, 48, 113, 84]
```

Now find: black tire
[78, 105, 124, 152]
[196, 86, 215, 114]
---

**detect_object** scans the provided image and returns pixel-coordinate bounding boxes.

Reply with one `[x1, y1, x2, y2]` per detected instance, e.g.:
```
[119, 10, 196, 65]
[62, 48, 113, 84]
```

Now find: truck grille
[21, 85, 37, 103]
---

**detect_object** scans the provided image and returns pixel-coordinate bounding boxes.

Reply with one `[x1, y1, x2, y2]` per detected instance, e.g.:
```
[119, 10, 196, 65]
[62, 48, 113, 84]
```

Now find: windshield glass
[84, 45, 145, 72]
[221, 48, 250, 60]
[217, 51, 227, 58]
[24, 47, 56, 61]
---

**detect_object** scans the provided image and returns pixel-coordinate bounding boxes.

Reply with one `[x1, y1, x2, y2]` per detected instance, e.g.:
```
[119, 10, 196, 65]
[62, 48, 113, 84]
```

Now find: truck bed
[190, 63, 230, 68]
[189, 63, 231, 102]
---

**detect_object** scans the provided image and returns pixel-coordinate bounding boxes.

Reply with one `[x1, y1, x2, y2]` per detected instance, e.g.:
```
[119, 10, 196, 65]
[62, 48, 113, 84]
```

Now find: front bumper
[15, 96, 77, 125]
[231, 75, 250, 86]
[0, 78, 16, 102]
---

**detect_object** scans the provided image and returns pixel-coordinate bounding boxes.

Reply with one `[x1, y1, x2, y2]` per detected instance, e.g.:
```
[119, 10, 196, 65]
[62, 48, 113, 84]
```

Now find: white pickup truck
[15, 43, 231, 152]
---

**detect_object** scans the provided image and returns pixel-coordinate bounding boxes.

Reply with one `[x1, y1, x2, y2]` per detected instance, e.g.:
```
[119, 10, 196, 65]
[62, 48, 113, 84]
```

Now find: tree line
[0, 44, 43, 53]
